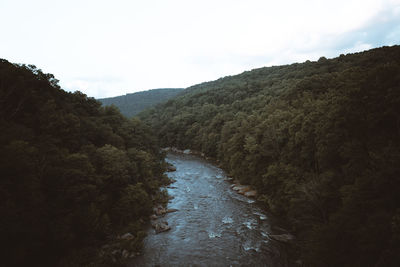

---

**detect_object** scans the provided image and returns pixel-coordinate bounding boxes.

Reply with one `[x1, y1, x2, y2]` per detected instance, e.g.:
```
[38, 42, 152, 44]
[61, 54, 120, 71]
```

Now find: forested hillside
[98, 88, 183, 117]
[0, 60, 169, 266]
[140, 46, 400, 266]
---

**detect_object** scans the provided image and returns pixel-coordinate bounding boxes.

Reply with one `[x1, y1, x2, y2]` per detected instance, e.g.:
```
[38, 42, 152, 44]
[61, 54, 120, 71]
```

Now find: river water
[130, 152, 289, 267]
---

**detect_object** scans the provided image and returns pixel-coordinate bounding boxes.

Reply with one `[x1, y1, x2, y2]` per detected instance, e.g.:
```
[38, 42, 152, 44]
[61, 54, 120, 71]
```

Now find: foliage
[141, 46, 400, 266]
[0, 60, 167, 266]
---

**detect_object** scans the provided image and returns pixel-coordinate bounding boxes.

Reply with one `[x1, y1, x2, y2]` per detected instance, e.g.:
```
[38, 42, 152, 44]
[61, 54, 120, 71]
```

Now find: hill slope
[0, 60, 168, 266]
[98, 88, 183, 117]
[140, 46, 400, 266]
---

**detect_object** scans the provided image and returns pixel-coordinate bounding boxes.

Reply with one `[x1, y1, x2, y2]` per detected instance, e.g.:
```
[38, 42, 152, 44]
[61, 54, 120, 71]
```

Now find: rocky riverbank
[150, 204, 180, 234]
[163, 147, 259, 199]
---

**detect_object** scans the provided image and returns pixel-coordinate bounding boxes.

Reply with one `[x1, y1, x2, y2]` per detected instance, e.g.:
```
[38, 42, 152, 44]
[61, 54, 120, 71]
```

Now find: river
[130, 152, 289, 266]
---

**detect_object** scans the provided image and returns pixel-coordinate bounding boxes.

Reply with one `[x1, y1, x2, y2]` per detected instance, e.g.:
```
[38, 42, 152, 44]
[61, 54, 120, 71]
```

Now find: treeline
[0, 60, 168, 266]
[98, 88, 183, 118]
[140, 46, 400, 266]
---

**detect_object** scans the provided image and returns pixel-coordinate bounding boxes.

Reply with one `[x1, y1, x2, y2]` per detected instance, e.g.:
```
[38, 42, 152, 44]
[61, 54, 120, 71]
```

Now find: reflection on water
[130, 152, 288, 267]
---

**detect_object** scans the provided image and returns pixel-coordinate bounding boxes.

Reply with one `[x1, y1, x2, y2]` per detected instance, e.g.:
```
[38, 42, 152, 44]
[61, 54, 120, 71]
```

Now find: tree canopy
[0, 59, 168, 266]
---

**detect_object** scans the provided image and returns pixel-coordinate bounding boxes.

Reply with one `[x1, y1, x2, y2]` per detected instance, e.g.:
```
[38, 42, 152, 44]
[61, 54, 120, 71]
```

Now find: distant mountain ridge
[98, 88, 184, 117]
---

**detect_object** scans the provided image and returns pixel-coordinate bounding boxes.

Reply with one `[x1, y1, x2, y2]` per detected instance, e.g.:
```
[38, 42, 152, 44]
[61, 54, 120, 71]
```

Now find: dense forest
[98, 88, 183, 118]
[0, 59, 169, 266]
[140, 46, 400, 266]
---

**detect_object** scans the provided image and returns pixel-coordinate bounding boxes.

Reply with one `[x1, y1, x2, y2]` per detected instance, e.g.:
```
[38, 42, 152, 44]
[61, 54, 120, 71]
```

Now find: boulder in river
[166, 208, 179, 213]
[167, 186, 177, 189]
[183, 149, 191, 154]
[152, 221, 171, 234]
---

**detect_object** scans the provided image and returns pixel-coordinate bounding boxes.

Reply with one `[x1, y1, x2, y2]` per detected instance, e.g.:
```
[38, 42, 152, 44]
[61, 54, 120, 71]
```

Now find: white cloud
[0, 0, 399, 98]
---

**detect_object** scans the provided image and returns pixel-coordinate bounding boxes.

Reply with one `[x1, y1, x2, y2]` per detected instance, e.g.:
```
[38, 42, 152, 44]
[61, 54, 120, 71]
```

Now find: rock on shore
[244, 190, 257, 197]
[153, 205, 167, 216]
[231, 182, 257, 198]
[152, 221, 171, 233]
[269, 233, 295, 242]
[167, 163, 176, 172]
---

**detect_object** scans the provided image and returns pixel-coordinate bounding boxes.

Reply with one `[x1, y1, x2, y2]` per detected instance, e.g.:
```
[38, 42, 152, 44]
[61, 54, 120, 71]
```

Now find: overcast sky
[1, 0, 399, 98]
